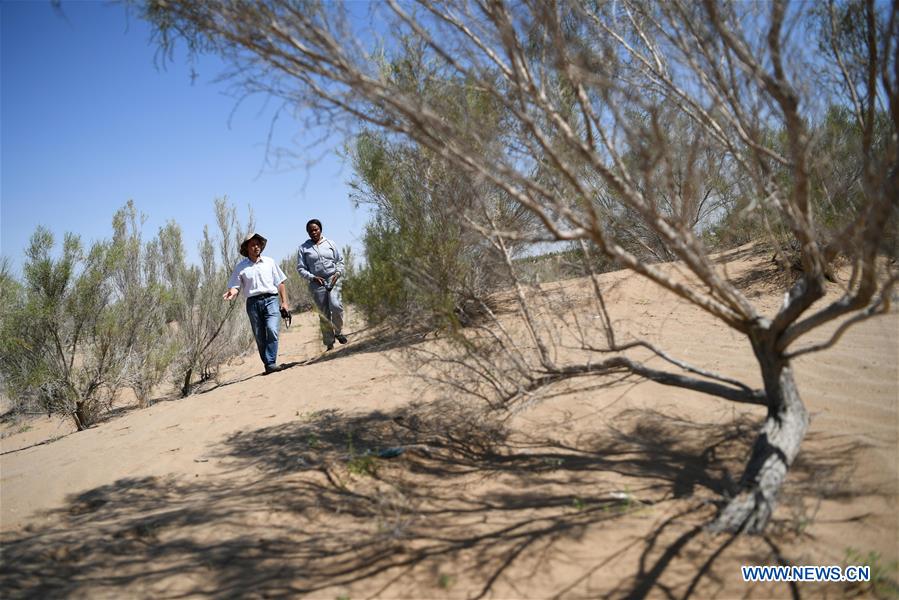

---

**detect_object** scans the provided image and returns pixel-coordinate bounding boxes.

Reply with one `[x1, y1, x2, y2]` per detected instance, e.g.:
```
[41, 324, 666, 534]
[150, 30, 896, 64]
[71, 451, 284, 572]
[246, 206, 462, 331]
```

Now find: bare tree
[144, 0, 897, 533]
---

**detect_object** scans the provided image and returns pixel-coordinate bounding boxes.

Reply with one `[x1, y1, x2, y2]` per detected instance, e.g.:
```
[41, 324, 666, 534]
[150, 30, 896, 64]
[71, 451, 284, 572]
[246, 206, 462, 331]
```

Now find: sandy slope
[1, 247, 897, 599]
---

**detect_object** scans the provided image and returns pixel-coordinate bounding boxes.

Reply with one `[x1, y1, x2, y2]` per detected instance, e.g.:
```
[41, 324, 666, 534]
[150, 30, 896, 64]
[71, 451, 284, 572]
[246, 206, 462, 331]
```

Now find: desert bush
[345, 126, 535, 330]
[339, 48, 539, 329]
[0, 228, 131, 429]
[109, 201, 179, 407]
[0, 198, 267, 421]
[343, 211, 430, 326]
[0, 257, 26, 410]
[705, 104, 898, 256]
[163, 199, 255, 396]
[513, 244, 615, 285]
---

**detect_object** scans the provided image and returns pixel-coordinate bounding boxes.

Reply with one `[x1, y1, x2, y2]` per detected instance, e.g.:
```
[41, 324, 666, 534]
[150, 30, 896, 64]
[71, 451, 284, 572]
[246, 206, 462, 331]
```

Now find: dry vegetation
[1, 250, 896, 598]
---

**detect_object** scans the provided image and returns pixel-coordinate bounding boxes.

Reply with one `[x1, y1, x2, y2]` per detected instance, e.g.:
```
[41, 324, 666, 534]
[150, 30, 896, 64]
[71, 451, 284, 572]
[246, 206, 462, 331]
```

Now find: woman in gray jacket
[296, 219, 347, 350]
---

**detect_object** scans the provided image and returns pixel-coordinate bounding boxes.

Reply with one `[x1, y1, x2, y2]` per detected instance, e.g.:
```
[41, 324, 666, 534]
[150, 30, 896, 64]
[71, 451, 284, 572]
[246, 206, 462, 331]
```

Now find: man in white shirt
[224, 233, 289, 374]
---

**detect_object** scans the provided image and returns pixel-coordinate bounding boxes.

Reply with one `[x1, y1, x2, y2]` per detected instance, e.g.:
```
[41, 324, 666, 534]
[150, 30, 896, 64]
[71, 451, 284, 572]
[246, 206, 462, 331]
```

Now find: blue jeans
[246, 294, 280, 367]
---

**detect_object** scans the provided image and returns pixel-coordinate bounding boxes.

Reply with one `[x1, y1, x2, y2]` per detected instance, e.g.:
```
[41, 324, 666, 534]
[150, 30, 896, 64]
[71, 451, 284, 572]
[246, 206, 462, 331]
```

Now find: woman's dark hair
[306, 218, 322, 233]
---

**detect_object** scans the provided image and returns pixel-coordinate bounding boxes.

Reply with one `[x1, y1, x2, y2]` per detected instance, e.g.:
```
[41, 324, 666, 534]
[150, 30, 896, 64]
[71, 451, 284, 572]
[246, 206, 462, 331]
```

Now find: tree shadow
[712, 242, 771, 265]
[0, 408, 25, 425]
[728, 261, 794, 294]
[186, 360, 310, 396]
[300, 326, 432, 365]
[573, 413, 881, 599]
[0, 404, 881, 599]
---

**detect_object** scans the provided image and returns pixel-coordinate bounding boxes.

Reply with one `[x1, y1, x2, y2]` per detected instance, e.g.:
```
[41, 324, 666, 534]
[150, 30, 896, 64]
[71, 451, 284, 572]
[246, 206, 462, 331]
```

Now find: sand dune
[1, 247, 896, 598]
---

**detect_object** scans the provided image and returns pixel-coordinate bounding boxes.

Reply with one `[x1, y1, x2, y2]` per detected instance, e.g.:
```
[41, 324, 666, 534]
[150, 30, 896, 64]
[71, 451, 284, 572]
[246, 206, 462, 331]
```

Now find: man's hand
[314, 276, 326, 286]
[329, 273, 341, 286]
[223, 288, 238, 301]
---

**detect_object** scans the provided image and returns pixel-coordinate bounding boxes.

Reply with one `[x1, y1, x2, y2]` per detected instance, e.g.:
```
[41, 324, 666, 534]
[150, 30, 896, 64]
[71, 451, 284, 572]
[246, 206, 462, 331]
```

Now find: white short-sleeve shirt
[227, 256, 287, 298]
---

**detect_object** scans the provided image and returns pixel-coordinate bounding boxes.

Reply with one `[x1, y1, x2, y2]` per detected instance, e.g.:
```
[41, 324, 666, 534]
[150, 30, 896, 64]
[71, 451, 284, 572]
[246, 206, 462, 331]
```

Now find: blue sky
[1, 0, 369, 276]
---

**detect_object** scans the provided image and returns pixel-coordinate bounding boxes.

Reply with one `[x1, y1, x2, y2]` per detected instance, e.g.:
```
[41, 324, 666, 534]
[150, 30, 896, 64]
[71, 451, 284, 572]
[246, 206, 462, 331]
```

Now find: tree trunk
[709, 339, 809, 533]
[72, 401, 88, 432]
[181, 367, 193, 398]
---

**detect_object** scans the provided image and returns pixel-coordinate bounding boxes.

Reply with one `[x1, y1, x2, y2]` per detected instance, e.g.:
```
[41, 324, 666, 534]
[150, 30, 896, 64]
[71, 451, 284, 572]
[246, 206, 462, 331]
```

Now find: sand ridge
[1, 249, 896, 598]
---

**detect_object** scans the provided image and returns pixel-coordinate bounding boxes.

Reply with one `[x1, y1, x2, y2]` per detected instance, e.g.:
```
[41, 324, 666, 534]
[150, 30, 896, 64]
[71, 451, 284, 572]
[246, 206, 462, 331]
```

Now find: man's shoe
[336, 334, 348, 345]
[264, 364, 283, 375]
[326, 344, 334, 351]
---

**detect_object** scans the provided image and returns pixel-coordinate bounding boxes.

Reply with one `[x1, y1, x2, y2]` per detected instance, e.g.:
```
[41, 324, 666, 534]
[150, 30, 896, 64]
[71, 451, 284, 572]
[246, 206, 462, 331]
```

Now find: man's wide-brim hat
[239, 233, 267, 257]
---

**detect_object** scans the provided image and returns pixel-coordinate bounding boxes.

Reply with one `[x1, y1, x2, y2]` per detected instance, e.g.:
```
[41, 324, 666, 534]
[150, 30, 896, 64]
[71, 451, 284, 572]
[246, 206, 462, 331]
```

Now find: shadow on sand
[0, 402, 881, 599]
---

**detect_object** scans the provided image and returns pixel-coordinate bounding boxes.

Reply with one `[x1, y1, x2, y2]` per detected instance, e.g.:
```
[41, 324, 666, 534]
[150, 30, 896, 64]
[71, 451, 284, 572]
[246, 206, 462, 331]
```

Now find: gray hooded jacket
[296, 237, 344, 283]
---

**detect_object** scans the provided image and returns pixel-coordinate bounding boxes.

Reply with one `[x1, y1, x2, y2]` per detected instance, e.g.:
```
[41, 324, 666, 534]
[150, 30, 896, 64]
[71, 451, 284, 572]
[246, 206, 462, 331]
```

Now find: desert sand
[1, 246, 896, 599]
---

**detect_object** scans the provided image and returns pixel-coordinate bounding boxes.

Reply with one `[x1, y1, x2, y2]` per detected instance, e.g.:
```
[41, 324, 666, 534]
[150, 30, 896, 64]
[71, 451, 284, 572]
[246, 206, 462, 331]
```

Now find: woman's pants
[309, 282, 343, 347]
